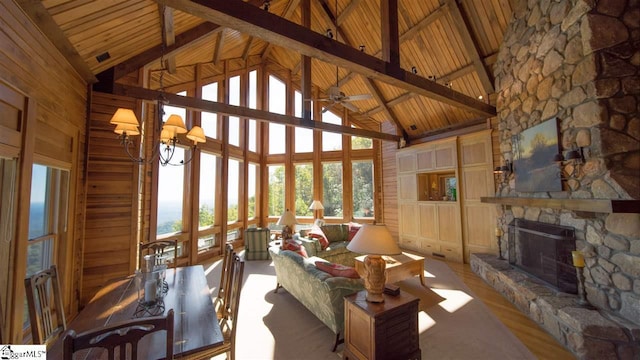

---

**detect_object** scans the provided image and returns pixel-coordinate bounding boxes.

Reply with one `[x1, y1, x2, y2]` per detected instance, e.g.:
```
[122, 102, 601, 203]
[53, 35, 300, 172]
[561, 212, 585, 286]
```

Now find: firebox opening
[508, 219, 577, 294]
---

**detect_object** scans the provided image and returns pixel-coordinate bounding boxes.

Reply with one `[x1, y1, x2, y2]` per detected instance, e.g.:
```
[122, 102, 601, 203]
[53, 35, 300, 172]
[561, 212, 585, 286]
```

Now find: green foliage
[352, 161, 374, 217]
[352, 136, 372, 149]
[295, 164, 313, 216]
[268, 165, 285, 216]
[199, 203, 215, 227]
[323, 163, 343, 217]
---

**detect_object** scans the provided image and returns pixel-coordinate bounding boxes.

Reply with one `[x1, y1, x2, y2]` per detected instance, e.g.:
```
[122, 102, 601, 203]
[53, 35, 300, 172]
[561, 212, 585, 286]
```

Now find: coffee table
[354, 252, 426, 286]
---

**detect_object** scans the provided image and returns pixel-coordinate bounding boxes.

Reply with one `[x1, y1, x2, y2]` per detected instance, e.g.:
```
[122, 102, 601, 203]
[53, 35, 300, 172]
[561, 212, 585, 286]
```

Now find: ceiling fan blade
[342, 101, 360, 113]
[322, 103, 336, 113]
[343, 94, 372, 101]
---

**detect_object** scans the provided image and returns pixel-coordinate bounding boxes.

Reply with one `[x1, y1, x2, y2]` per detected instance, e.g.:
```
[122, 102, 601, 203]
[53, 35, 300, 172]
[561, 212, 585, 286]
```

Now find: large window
[352, 160, 374, 218]
[201, 82, 218, 139]
[294, 163, 313, 217]
[248, 163, 258, 219]
[268, 75, 286, 154]
[157, 148, 185, 235]
[352, 125, 373, 150]
[322, 111, 342, 151]
[229, 75, 241, 147]
[26, 164, 69, 327]
[322, 162, 343, 217]
[199, 152, 217, 228]
[227, 158, 241, 223]
[294, 91, 313, 153]
[248, 70, 258, 152]
[268, 165, 285, 217]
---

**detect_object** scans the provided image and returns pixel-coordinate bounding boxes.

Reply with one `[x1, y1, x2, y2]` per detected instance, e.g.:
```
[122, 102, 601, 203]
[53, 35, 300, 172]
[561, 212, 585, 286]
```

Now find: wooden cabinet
[395, 131, 496, 263]
[343, 290, 420, 360]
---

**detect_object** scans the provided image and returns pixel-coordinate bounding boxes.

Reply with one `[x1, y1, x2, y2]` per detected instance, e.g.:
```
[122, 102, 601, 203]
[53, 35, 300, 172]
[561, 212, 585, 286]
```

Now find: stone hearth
[471, 253, 639, 359]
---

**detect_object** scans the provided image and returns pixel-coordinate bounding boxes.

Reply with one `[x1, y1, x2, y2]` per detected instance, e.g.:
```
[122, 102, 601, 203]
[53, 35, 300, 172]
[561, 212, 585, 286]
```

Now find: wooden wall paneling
[82, 92, 139, 305]
[1, 0, 88, 342]
[381, 121, 398, 238]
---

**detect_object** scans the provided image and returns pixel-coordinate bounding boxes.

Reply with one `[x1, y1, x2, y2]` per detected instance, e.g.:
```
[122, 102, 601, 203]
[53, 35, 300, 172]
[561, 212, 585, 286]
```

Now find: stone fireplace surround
[480, 0, 640, 358]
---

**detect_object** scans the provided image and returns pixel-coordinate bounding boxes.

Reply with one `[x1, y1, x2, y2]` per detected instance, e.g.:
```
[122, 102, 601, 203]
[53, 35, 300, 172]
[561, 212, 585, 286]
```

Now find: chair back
[220, 255, 244, 343]
[139, 240, 178, 269]
[62, 309, 174, 360]
[216, 244, 235, 303]
[24, 265, 66, 347]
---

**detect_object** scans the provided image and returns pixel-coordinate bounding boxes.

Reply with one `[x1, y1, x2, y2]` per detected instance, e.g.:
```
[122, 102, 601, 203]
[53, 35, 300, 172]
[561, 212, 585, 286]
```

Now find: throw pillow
[308, 225, 329, 250]
[283, 240, 308, 258]
[314, 261, 360, 279]
[348, 222, 362, 241]
[320, 225, 345, 243]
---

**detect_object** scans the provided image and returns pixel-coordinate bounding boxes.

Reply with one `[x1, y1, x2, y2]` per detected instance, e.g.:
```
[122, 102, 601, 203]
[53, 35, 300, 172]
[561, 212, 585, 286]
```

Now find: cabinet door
[418, 204, 437, 241]
[398, 175, 417, 201]
[399, 203, 418, 237]
[436, 203, 461, 245]
[434, 142, 456, 169]
[416, 149, 434, 171]
[397, 152, 416, 173]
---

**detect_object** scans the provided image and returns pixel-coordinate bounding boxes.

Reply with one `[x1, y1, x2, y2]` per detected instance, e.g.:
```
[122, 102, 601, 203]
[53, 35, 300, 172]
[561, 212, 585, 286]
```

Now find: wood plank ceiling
[26, 0, 514, 141]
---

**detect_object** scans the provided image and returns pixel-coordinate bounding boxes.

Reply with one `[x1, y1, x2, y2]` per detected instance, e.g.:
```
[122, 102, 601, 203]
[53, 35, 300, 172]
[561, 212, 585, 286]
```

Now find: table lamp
[347, 224, 401, 302]
[277, 209, 297, 240]
[308, 200, 324, 220]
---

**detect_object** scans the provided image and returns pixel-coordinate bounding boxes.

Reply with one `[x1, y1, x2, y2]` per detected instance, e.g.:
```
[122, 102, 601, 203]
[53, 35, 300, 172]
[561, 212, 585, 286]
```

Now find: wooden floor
[445, 259, 576, 359]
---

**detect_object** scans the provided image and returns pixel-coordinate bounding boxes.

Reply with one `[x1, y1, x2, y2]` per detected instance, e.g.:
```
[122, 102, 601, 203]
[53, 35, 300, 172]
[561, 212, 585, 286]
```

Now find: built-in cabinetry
[396, 131, 496, 263]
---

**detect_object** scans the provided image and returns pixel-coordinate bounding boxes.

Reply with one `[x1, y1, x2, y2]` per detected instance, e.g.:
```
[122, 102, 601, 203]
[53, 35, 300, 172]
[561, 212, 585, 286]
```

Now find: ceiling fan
[316, 83, 372, 113]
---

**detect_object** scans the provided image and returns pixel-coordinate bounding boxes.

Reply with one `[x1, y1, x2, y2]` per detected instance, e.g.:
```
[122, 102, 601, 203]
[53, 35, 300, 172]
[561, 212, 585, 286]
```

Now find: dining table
[48, 265, 223, 359]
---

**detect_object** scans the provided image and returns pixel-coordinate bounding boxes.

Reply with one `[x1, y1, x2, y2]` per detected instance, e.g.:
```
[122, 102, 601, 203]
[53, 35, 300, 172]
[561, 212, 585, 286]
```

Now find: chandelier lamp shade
[347, 224, 401, 303]
[109, 105, 206, 166]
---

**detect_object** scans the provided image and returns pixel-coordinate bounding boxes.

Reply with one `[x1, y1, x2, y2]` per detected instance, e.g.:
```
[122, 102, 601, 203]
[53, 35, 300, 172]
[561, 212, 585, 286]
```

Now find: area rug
[204, 254, 536, 360]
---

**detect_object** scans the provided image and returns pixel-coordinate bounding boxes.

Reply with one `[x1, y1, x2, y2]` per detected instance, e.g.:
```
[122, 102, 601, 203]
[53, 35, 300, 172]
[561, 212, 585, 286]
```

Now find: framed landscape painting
[513, 117, 562, 192]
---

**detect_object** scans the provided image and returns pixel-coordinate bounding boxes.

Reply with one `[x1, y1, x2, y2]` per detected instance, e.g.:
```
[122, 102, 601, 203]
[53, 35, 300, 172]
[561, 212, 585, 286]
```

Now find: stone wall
[491, 0, 640, 331]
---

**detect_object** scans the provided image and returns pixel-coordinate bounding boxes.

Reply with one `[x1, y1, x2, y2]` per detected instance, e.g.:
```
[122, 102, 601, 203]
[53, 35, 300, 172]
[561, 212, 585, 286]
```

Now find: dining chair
[24, 265, 67, 347]
[139, 240, 178, 269]
[62, 309, 174, 360]
[209, 254, 245, 360]
[214, 243, 235, 317]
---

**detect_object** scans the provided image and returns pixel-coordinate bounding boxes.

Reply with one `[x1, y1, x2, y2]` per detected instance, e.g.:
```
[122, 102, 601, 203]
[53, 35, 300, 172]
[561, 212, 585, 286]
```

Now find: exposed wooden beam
[212, 30, 226, 64]
[158, 5, 177, 73]
[399, 3, 448, 43]
[163, 0, 493, 116]
[15, 0, 97, 83]
[380, 0, 400, 65]
[114, 22, 223, 79]
[242, 37, 255, 61]
[301, 0, 312, 121]
[112, 84, 400, 142]
[260, 0, 301, 61]
[336, 0, 362, 26]
[363, 79, 407, 138]
[446, 0, 494, 93]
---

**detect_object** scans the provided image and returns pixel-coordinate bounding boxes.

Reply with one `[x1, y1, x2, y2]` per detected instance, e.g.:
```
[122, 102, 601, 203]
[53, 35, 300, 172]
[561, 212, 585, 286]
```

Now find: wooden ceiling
[21, 0, 514, 140]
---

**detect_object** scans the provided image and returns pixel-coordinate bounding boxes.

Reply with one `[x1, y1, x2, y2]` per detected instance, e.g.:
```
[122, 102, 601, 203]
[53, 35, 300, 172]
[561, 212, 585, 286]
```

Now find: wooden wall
[381, 121, 400, 239]
[0, 0, 87, 343]
[82, 92, 141, 305]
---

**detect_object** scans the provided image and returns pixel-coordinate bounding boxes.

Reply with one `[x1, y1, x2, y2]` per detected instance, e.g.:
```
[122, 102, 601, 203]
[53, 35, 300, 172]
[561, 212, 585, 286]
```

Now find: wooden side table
[343, 290, 420, 360]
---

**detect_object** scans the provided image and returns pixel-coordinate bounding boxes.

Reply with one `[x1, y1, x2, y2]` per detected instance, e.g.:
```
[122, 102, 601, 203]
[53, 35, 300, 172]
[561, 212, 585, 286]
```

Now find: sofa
[268, 246, 364, 351]
[295, 223, 360, 267]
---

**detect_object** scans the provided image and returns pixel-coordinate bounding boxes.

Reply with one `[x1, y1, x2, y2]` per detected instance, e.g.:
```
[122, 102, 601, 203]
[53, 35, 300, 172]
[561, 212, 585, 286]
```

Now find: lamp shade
[163, 114, 188, 134]
[110, 108, 139, 126]
[186, 125, 206, 145]
[347, 224, 401, 256]
[114, 123, 140, 136]
[308, 200, 324, 210]
[276, 209, 297, 227]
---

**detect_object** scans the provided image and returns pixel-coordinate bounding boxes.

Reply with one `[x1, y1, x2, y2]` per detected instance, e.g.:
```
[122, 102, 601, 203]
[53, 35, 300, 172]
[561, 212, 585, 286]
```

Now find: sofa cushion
[308, 225, 329, 250]
[315, 261, 360, 279]
[348, 222, 362, 241]
[283, 240, 308, 257]
[320, 224, 348, 242]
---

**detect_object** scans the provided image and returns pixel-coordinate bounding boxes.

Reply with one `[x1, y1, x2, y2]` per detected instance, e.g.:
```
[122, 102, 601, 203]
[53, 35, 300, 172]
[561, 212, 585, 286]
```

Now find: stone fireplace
[509, 219, 578, 293]
[475, 0, 640, 358]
